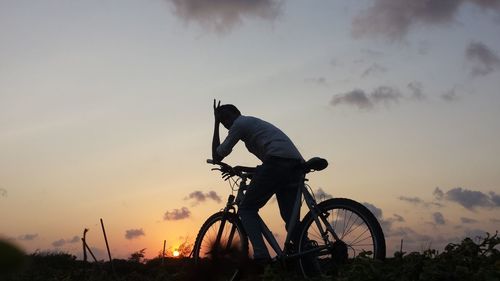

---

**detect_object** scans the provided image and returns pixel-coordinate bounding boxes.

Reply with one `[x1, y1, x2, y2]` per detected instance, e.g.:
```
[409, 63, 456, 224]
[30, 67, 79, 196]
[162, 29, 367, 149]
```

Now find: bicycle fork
[216, 195, 243, 281]
[214, 195, 238, 253]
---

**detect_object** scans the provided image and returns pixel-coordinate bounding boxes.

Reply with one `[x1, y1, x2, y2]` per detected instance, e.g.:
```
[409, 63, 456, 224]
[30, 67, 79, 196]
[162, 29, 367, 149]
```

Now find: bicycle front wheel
[297, 198, 386, 277]
[193, 211, 249, 280]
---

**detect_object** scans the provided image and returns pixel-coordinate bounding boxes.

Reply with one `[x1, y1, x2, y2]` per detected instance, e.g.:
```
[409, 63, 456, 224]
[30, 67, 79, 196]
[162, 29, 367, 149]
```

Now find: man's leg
[239, 163, 280, 260]
[276, 182, 301, 234]
[276, 167, 321, 275]
[275, 166, 303, 238]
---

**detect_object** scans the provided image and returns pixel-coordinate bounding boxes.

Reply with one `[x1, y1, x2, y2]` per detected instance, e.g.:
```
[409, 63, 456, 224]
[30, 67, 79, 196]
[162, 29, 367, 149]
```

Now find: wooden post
[100, 218, 115, 275]
[400, 239, 404, 254]
[162, 240, 166, 266]
[82, 228, 89, 262]
[82, 238, 99, 263]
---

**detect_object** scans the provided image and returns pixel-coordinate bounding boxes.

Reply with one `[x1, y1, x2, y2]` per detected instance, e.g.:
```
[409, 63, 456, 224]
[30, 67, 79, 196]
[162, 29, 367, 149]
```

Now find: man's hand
[213, 99, 221, 122]
[212, 99, 223, 162]
[221, 165, 236, 181]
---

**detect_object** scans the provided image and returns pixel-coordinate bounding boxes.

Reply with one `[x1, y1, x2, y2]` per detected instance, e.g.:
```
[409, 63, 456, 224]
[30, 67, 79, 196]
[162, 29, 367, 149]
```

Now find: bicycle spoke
[310, 228, 323, 241]
[196, 217, 246, 259]
[341, 211, 354, 238]
[351, 235, 372, 246]
[334, 209, 340, 230]
[341, 209, 347, 238]
[340, 213, 358, 239]
[349, 228, 370, 245]
[341, 216, 363, 239]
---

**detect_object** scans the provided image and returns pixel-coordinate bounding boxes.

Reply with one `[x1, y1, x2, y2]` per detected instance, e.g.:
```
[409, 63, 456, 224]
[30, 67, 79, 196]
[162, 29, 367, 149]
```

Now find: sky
[1, 0, 500, 260]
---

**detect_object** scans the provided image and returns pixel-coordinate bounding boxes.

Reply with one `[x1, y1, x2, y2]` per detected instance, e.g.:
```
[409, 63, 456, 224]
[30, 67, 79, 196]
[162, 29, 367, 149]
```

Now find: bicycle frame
[220, 171, 341, 261]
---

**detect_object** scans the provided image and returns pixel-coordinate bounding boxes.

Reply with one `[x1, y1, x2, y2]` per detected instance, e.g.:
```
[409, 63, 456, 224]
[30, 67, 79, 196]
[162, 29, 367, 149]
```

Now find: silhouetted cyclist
[211, 100, 304, 264]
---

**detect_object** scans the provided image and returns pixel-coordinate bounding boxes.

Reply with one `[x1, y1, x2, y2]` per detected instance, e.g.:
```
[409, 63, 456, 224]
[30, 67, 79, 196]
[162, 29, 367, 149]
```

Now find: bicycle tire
[193, 211, 249, 280]
[297, 198, 386, 277]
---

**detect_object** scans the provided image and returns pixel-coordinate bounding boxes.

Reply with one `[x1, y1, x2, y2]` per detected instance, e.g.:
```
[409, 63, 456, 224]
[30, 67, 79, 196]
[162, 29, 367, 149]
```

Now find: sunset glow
[1, 0, 499, 261]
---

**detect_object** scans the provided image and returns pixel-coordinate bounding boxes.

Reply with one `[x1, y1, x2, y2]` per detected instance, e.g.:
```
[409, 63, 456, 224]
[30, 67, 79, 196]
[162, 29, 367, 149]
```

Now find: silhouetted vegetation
[1, 233, 499, 281]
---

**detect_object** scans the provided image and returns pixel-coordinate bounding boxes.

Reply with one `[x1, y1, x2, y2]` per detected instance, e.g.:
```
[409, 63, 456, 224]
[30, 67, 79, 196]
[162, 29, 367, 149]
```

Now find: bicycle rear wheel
[297, 198, 386, 277]
[193, 212, 249, 280]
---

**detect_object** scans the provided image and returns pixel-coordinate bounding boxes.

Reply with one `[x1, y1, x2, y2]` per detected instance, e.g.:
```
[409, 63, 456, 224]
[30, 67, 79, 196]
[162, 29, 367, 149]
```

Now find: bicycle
[193, 157, 386, 280]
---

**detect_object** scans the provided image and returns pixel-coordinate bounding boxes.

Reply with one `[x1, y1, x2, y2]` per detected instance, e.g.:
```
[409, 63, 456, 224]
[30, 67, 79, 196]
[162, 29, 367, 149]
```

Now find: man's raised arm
[212, 99, 223, 162]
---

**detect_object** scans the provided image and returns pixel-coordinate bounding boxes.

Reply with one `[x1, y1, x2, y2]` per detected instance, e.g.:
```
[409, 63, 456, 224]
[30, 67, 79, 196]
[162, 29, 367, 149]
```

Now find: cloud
[385, 226, 433, 241]
[444, 187, 500, 210]
[167, 0, 282, 33]
[460, 217, 478, 224]
[206, 191, 221, 202]
[435, 187, 500, 210]
[382, 213, 406, 234]
[314, 188, 333, 201]
[331, 86, 403, 110]
[433, 187, 444, 200]
[433, 212, 446, 225]
[363, 202, 383, 220]
[363, 202, 399, 235]
[398, 195, 443, 208]
[51, 235, 80, 247]
[163, 207, 191, 221]
[361, 63, 387, 78]
[185, 190, 222, 205]
[304, 77, 327, 85]
[407, 81, 426, 100]
[371, 86, 403, 104]
[18, 234, 38, 241]
[399, 196, 425, 205]
[331, 89, 373, 110]
[0, 188, 7, 197]
[488, 191, 500, 206]
[393, 214, 405, 222]
[466, 41, 500, 76]
[441, 89, 459, 102]
[52, 239, 66, 247]
[67, 236, 80, 243]
[125, 228, 145, 240]
[352, 0, 500, 40]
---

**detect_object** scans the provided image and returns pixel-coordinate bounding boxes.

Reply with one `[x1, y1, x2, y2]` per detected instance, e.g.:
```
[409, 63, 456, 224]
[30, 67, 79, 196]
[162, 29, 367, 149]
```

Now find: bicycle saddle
[303, 157, 328, 172]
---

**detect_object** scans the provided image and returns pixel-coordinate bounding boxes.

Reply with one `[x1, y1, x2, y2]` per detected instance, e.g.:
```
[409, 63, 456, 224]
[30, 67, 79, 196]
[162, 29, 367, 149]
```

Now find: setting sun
[172, 250, 180, 257]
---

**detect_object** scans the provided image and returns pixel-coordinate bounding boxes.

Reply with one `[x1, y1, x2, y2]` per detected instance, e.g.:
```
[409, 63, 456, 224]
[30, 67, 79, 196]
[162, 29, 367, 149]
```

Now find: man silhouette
[211, 100, 304, 263]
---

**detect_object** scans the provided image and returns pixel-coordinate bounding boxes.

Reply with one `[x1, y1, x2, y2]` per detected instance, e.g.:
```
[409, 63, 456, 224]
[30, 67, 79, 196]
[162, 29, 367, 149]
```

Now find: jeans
[239, 157, 303, 260]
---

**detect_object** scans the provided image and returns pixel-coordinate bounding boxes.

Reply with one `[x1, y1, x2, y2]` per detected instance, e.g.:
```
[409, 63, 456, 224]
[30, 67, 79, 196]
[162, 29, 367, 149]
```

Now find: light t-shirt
[216, 115, 303, 162]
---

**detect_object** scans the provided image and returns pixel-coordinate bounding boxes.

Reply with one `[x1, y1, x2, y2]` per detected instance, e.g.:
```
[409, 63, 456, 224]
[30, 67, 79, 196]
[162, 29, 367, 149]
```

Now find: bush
[2, 234, 499, 281]
[336, 232, 500, 281]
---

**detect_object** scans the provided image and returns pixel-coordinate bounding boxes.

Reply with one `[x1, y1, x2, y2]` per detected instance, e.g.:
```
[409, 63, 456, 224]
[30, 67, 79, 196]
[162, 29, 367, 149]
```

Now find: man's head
[215, 104, 241, 129]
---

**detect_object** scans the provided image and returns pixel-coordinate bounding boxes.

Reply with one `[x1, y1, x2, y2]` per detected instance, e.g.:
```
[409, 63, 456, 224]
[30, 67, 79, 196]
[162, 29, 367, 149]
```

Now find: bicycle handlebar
[206, 159, 233, 169]
[206, 159, 256, 179]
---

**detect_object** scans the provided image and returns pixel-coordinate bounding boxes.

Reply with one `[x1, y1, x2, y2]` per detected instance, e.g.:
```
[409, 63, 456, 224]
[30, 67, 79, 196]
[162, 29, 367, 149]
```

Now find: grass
[1, 233, 499, 281]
